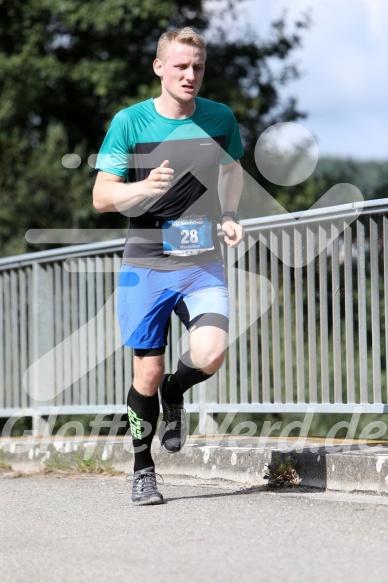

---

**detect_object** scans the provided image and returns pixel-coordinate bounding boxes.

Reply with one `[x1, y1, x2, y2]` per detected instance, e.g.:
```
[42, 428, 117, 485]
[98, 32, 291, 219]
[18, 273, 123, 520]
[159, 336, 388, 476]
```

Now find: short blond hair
[156, 27, 206, 61]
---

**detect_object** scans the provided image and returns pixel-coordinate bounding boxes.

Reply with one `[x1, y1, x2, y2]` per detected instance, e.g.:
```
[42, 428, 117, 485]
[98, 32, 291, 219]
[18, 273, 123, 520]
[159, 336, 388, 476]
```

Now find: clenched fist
[145, 160, 174, 197]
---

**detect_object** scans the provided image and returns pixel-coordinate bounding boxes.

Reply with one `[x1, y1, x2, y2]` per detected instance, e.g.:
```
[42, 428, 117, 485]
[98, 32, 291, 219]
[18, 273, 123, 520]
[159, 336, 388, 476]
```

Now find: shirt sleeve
[95, 111, 133, 179]
[220, 106, 244, 165]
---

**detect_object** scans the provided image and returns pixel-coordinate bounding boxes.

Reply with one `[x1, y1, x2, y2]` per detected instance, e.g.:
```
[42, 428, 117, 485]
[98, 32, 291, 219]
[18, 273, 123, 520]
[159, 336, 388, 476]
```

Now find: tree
[0, 0, 309, 256]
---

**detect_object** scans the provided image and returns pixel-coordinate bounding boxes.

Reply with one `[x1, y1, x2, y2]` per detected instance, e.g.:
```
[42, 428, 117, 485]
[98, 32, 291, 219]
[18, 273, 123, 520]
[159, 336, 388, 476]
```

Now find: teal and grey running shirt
[96, 97, 244, 270]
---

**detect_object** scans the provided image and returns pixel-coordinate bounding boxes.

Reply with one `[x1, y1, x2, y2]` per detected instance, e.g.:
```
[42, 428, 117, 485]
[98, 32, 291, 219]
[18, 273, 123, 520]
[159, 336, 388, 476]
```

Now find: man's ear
[153, 59, 163, 78]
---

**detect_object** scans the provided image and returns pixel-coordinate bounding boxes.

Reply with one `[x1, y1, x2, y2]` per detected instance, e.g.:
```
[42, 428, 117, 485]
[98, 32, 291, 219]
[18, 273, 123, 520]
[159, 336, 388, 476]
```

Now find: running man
[93, 27, 244, 505]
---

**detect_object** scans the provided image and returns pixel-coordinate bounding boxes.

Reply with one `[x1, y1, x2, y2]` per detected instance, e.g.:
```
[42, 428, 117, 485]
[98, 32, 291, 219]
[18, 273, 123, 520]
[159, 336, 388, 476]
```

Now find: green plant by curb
[0, 450, 12, 472]
[44, 453, 122, 476]
[263, 454, 299, 489]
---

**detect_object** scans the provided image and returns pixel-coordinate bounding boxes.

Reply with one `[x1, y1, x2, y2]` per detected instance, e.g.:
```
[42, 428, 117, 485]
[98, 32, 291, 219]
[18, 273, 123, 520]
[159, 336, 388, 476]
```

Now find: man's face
[154, 41, 206, 104]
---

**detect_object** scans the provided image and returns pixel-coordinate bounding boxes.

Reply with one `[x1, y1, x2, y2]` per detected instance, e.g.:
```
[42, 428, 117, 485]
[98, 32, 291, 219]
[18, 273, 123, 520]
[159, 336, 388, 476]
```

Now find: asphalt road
[1, 473, 388, 583]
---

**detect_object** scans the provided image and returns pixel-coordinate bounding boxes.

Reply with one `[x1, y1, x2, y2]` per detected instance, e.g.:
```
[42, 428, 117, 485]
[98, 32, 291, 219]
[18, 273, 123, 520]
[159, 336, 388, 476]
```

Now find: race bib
[162, 218, 214, 256]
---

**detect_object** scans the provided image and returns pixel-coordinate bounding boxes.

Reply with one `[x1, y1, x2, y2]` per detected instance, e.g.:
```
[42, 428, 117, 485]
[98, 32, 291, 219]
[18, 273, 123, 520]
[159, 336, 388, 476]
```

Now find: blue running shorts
[117, 261, 229, 351]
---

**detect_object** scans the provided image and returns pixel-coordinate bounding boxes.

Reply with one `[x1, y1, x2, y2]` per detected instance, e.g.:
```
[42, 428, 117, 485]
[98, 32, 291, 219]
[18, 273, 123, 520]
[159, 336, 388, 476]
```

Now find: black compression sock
[127, 385, 160, 473]
[162, 352, 212, 404]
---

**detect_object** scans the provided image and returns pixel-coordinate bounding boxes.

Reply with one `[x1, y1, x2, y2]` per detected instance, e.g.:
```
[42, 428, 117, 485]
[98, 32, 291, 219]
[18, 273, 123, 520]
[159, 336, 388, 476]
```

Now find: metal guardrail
[1, 199, 388, 434]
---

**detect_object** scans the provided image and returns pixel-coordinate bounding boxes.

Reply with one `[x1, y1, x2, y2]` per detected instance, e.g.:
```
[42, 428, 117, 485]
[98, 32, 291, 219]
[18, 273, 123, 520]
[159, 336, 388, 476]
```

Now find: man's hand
[93, 160, 174, 213]
[222, 220, 245, 248]
[145, 159, 174, 197]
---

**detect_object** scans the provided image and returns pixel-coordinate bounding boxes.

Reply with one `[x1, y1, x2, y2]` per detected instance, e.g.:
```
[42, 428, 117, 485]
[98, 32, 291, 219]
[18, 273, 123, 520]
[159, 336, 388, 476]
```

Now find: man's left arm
[218, 160, 245, 248]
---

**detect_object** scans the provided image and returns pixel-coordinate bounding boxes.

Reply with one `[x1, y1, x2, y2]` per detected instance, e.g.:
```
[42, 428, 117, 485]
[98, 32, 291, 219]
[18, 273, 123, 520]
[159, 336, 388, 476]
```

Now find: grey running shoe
[129, 467, 165, 506]
[159, 374, 187, 453]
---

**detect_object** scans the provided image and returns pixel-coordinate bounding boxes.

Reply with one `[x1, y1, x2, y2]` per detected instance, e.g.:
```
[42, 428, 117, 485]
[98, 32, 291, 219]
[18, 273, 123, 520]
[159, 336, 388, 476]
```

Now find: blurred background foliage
[3, 0, 387, 257]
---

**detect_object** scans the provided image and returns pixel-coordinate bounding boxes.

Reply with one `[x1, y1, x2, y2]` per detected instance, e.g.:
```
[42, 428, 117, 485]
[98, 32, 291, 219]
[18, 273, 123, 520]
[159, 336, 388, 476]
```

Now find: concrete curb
[1, 436, 388, 494]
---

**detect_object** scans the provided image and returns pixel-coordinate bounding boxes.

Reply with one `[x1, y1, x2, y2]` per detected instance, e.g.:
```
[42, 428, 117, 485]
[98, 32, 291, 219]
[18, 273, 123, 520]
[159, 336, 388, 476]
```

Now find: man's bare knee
[189, 326, 228, 373]
[193, 349, 226, 374]
[189, 339, 227, 372]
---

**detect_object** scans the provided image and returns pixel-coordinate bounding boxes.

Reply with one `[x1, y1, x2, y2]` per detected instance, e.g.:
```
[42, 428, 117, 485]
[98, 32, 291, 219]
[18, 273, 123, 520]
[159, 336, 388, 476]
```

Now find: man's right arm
[93, 160, 174, 214]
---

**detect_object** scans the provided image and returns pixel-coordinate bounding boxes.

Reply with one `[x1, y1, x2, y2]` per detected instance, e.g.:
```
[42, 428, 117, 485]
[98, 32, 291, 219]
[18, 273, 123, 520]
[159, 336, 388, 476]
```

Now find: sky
[222, 0, 388, 161]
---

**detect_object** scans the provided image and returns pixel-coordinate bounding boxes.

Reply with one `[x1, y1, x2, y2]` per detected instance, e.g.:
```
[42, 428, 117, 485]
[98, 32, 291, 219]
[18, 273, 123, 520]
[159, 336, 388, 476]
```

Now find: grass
[43, 452, 123, 476]
[263, 454, 299, 489]
[0, 449, 12, 472]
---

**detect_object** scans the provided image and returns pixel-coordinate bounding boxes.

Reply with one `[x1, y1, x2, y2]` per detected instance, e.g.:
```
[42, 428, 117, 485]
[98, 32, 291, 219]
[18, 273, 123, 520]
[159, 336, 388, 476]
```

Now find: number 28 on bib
[162, 217, 215, 256]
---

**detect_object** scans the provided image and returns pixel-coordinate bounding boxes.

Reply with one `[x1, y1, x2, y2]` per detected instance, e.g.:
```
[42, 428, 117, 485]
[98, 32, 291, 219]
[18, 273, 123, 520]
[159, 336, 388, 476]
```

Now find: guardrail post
[32, 414, 52, 437]
[198, 379, 218, 436]
[28, 262, 56, 424]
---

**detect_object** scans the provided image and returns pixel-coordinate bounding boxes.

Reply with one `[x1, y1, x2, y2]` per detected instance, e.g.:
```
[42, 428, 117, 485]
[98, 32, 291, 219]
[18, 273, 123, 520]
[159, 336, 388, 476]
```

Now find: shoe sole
[159, 420, 186, 453]
[132, 495, 166, 506]
[160, 437, 186, 454]
[159, 376, 187, 454]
